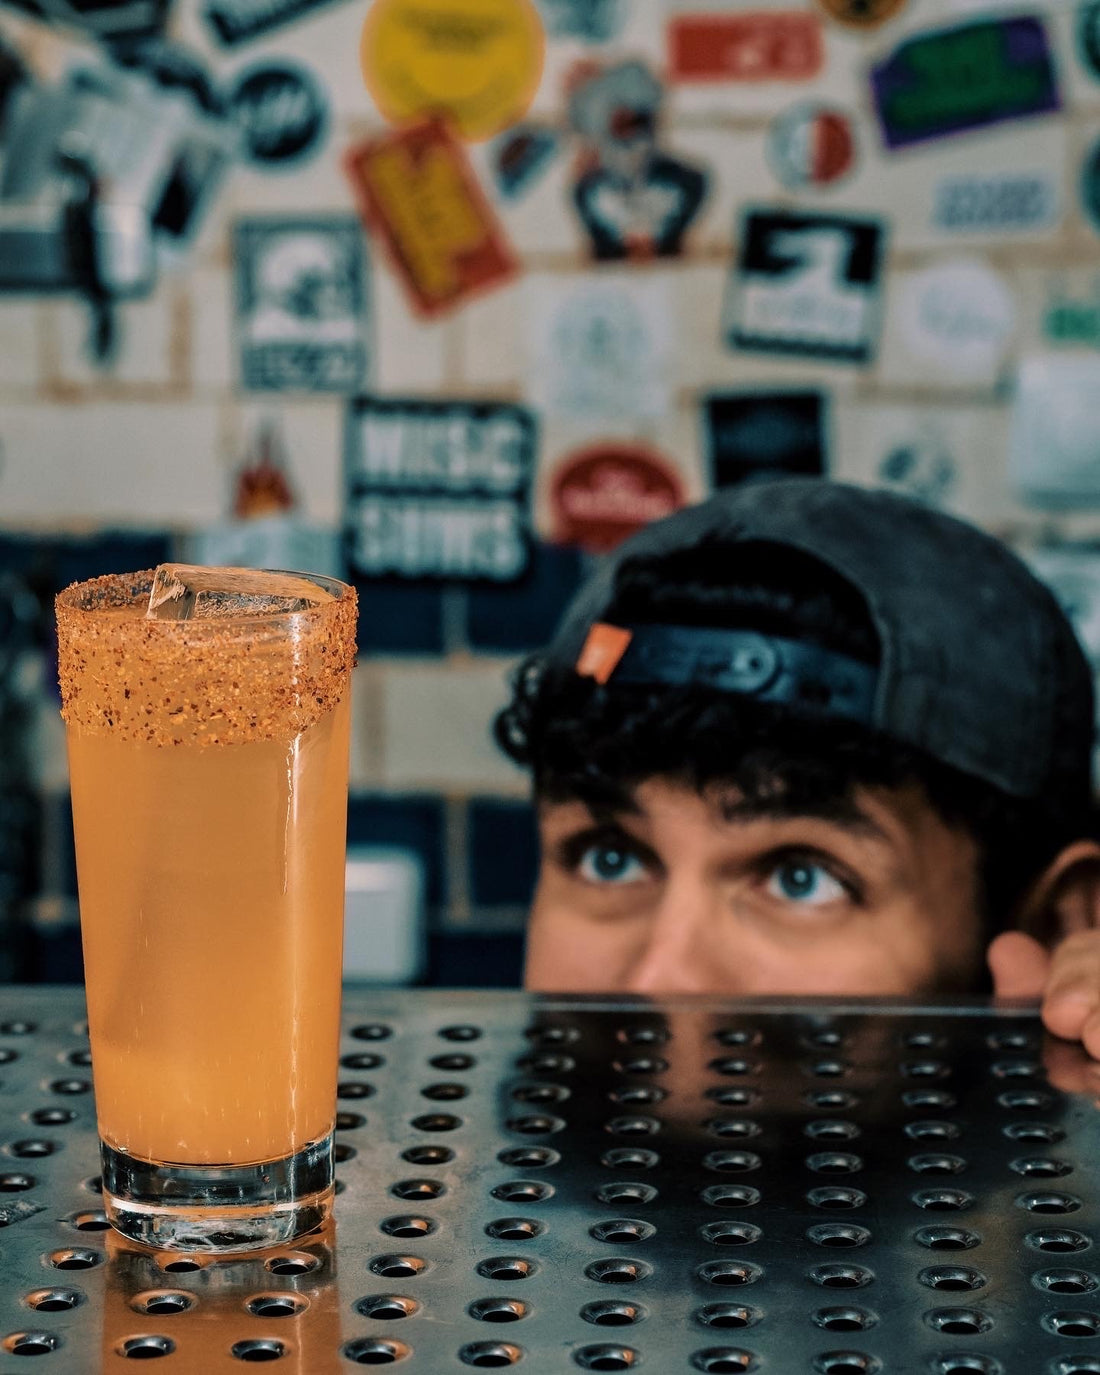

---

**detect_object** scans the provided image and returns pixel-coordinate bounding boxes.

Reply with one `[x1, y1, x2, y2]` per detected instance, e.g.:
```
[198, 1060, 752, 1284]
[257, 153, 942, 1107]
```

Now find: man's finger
[987, 930, 1049, 1000]
[1039, 931, 1100, 1043]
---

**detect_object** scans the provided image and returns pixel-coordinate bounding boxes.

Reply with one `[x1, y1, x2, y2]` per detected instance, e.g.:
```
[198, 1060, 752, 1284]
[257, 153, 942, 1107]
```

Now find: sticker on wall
[228, 62, 327, 167]
[345, 119, 517, 318]
[204, 0, 344, 45]
[360, 0, 545, 142]
[1078, 0, 1100, 82]
[814, 0, 906, 28]
[8, 0, 169, 42]
[233, 217, 368, 392]
[895, 259, 1015, 384]
[527, 277, 672, 424]
[491, 124, 562, 200]
[345, 398, 535, 581]
[536, 0, 622, 42]
[724, 209, 886, 365]
[667, 11, 824, 83]
[766, 104, 856, 191]
[1010, 355, 1100, 506]
[549, 442, 684, 553]
[568, 59, 708, 261]
[706, 392, 826, 489]
[931, 170, 1061, 236]
[870, 17, 1060, 151]
[1081, 134, 1100, 236]
[877, 425, 957, 507]
[1026, 545, 1100, 669]
[1044, 276, 1100, 347]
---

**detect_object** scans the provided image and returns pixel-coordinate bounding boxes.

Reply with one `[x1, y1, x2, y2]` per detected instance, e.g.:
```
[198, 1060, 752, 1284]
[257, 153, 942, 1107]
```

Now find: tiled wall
[6, 0, 1100, 980]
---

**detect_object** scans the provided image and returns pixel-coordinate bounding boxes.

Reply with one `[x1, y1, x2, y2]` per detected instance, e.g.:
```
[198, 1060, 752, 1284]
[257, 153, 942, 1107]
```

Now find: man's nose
[621, 882, 729, 996]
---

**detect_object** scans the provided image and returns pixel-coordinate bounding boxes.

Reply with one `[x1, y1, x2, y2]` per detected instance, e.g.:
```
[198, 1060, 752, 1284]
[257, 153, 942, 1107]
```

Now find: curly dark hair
[495, 539, 1096, 942]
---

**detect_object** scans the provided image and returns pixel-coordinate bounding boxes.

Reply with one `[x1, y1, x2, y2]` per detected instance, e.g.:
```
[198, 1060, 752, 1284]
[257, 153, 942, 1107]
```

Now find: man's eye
[765, 858, 848, 906]
[577, 845, 647, 885]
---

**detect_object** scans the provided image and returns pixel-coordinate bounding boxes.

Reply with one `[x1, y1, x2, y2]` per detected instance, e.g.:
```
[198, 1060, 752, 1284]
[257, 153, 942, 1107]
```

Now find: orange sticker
[344, 119, 518, 318]
[576, 623, 633, 684]
[361, 0, 545, 142]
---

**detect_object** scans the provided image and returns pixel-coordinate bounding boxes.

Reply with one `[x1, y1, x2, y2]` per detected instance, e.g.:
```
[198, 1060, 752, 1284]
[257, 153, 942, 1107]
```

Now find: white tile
[381, 660, 528, 792]
[189, 264, 236, 392]
[48, 284, 181, 391]
[0, 402, 225, 524]
[372, 264, 454, 394]
[0, 301, 41, 390]
[227, 148, 360, 217]
[454, 279, 524, 392]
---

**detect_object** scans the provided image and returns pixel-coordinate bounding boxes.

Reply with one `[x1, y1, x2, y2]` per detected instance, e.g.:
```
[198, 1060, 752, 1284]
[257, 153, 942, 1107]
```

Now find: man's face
[525, 778, 989, 996]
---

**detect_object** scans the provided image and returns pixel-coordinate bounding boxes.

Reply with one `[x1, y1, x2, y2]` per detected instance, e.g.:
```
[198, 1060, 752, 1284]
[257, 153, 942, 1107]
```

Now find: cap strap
[576, 622, 877, 725]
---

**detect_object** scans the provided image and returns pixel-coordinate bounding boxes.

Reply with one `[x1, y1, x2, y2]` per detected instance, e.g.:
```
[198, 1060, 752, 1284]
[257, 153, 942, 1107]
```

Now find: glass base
[100, 1134, 334, 1252]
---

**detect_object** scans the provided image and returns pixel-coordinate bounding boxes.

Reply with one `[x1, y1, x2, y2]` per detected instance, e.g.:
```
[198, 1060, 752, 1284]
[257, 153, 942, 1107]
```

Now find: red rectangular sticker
[668, 12, 823, 82]
[344, 119, 518, 318]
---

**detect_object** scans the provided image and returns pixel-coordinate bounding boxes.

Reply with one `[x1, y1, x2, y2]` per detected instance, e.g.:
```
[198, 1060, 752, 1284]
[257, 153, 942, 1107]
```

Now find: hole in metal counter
[246, 1294, 308, 1317]
[468, 1298, 529, 1323]
[356, 1296, 420, 1321]
[691, 1350, 758, 1373]
[343, 1337, 411, 1363]
[131, 1293, 193, 1315]
[813, 1308, 876, 1332]
[476, 1258, 535, 1282]
[4, 1330, 62, 1355]
[459, 1341, 524, 1366]
[26, 1288, 84, 1313]
[1034, 1271, 1100, 1295]
[119, 1335, 175, 1358]
[581, 1301, 647, 1326]
[493, 1181, 554, 1204]
[574, 1344, 640, 1369]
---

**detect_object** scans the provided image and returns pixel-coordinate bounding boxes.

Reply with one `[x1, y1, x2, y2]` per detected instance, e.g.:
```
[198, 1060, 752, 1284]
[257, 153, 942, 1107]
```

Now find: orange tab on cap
[576, 623, 633, 684]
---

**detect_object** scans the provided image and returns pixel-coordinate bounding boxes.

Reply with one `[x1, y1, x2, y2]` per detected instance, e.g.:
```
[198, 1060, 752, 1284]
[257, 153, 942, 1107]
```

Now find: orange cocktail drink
[56, 566, 357, 1250]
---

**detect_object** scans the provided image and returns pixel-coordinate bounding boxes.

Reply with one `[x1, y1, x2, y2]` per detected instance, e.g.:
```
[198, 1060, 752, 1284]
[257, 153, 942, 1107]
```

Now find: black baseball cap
[547, 479, 1095, 804]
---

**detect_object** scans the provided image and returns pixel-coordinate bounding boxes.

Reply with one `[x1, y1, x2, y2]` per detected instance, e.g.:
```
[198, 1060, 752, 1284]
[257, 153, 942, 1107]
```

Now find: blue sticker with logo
[871, 16, 1059, 150]
[229, 62, 328, 167]
[490, 124, 561, 200]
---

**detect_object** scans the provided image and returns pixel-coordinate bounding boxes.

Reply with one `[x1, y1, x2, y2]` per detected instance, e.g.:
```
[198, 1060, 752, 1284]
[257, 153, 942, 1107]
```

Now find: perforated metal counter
[1, 989, 1098, 1374]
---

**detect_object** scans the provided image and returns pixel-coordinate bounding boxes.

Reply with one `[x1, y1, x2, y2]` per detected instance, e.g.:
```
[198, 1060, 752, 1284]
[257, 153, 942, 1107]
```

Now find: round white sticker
[896, 258, 1016, 382]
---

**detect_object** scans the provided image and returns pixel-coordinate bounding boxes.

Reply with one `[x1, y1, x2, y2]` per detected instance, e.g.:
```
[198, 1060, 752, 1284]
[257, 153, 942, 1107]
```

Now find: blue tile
[466, 542, 588, 653]
[468, 798, 539, 908]
[422, 932, 524, 988]
[346, 793, 446, 911]
[353, 578, 445, 656]
[53, 531, 174, 590]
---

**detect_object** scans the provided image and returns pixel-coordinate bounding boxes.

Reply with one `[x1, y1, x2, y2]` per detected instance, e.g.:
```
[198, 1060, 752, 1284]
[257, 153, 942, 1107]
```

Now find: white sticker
[931, 170, 1061, 236]
[896, 259, 1015, 384]
[1010, 355, 1100, 506]
[526, 275, 673, 423]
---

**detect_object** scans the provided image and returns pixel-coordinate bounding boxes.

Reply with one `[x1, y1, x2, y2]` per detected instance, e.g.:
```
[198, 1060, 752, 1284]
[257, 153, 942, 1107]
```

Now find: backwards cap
[547, 479, 1095, 804]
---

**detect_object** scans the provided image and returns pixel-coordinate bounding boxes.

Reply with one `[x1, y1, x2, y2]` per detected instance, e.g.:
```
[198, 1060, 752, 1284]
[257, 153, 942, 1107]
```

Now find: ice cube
[146, 565, 334, 621]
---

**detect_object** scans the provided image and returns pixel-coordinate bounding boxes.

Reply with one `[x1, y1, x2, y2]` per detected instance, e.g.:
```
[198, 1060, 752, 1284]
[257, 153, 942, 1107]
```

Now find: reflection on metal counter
[0, 989, 1098, 1370]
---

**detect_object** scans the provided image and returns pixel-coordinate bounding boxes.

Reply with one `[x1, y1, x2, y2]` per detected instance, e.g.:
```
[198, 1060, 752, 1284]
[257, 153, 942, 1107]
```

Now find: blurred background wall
[3, 0, 1100, 985]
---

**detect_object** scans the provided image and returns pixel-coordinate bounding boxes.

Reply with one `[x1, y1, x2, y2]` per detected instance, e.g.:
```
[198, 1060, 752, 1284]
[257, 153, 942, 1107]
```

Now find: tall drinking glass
[55, 566, 357, 1251]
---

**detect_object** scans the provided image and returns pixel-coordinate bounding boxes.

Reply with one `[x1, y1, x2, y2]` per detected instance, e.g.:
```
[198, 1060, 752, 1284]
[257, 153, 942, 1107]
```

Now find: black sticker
[234, 217, 368, 392]
[229, 62, 327, 166]
[344, 398, 535, 583]
[1080, 0, 1100, 79]
[706, 392, 826, 489]
[724, 208, 886, 364]
[204, 0, 348, 47]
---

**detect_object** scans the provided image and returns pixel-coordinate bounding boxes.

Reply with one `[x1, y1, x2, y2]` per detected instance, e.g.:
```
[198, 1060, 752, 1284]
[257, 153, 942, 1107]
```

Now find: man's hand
[988, 929, 1100, 1059]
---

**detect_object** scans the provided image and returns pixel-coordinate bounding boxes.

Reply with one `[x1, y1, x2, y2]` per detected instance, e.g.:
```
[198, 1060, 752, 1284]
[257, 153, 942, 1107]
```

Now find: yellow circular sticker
[361, 0, 545, 142]
[815, 0, 907, 27]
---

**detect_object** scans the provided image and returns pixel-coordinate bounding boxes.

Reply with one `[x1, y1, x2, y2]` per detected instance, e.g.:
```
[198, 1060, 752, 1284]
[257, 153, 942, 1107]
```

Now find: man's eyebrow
[712, 792, 889, 840]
